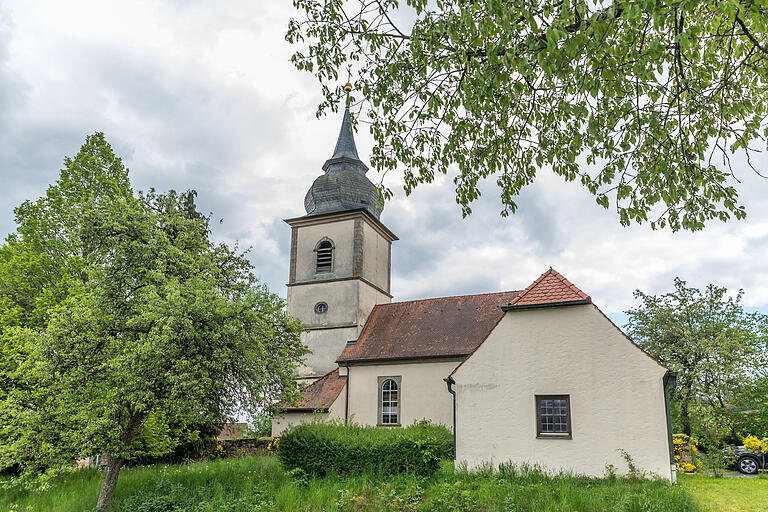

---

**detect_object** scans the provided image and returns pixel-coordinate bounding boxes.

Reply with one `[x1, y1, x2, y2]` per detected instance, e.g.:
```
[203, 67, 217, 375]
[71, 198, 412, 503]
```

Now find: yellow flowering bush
[743, 434, 767, 455]
[205, 436, 227, 459]
[672, 434, 698, 472]
[266, 437, 280, 452]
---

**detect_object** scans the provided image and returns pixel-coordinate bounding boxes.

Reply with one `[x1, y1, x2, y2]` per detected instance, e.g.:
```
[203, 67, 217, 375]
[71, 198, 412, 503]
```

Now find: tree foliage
[625, 278, 768, 436]
[0, 134, 307, 510]
[287, 0, 768, 230]
[1, 133, 135, 475]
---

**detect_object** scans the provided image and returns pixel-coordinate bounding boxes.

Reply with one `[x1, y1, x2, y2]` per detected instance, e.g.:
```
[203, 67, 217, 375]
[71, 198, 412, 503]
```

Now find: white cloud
[1, 0, 768, 323]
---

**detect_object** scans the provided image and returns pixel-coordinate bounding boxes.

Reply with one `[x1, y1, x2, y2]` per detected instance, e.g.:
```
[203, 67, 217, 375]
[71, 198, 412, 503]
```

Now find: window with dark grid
[381, 379, 398, 425]
[536, 395, 571, 437]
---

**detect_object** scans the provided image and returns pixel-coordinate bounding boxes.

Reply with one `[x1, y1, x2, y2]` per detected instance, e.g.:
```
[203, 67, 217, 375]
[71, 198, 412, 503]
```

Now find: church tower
[285, 89, 397, 382]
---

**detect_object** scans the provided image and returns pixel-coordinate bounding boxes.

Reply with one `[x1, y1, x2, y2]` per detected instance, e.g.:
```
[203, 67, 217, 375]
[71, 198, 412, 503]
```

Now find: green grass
[2, 456, 699, 512]
[678, 473, 768, 512]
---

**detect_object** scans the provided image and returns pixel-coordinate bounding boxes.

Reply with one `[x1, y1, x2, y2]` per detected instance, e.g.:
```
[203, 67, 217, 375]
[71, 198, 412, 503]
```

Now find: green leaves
[288, 0, 768, 230]
[625, 278, 768, 435]
[0, 134, 307, 499]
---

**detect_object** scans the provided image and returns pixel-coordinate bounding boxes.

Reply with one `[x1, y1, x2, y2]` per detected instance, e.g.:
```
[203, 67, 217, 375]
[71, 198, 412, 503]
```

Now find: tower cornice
[284, 208, 398, 242]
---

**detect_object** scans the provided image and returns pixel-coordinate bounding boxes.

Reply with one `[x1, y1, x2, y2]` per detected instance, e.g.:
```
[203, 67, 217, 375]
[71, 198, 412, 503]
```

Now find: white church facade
[272, 100, 677, 482]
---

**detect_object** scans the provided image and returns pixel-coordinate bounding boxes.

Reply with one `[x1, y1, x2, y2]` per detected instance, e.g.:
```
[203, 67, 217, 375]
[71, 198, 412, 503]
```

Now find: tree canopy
[287, 0, 768, 230]
[0, 134, 307, 510]
[625, 278, 768, 437]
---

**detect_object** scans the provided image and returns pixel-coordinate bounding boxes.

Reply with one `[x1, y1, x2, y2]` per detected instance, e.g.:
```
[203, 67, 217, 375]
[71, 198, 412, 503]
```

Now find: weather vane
[345, 65, 353, 91]
[343, 66, 353, 106]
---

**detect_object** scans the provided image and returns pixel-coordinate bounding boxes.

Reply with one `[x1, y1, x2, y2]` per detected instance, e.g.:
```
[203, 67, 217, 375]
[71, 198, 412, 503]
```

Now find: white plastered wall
[287, 213, 393, 380]
[296, 325, 360, 378]
[361, 220, 390, 292]
[292, 219, 355, 282]
[452, 304, 672, 481]
[346, 360, 459, 429]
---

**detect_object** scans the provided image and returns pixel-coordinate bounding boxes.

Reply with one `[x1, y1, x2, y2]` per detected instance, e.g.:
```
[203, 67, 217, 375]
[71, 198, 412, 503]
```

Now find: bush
[278, 420, 453, 477]
[673, 434, 698, 473]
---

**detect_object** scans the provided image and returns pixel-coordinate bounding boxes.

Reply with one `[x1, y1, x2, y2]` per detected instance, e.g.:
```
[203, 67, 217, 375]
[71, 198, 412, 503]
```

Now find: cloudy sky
[2, 1, 768, 325]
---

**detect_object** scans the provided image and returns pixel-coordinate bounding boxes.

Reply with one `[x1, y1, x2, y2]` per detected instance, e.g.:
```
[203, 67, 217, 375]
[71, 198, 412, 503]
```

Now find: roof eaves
[502, 298, 591, 311]
[279, 407, 330, 413]
[284, 208, 398, 241]
[338, 353, 471, 365]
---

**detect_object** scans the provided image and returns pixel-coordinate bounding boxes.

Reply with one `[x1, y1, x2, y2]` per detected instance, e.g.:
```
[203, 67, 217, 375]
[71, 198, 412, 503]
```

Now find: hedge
[278, 420, 453, 477]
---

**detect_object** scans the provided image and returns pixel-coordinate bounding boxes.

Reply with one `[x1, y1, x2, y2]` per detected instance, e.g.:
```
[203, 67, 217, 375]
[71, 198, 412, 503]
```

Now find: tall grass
[2, 455, 698, 512]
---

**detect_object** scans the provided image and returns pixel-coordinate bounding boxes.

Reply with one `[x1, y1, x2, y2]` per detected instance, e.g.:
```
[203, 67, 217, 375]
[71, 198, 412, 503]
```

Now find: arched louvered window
[315, 239, 333, 273]
[380, 379, 399, 425]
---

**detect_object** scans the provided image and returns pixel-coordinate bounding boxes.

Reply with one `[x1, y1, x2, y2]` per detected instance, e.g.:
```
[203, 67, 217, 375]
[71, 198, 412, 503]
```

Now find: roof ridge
[507, 267, 589, 307]
[550, 270, 589, 300]
[507, 268, 554, 306]
[385, 289, 522, 307]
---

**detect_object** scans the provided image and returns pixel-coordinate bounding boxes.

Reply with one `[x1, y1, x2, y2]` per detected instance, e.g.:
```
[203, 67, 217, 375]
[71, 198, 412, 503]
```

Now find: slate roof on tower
[303, 99, 383, 219]
[337, 291, 521, 363]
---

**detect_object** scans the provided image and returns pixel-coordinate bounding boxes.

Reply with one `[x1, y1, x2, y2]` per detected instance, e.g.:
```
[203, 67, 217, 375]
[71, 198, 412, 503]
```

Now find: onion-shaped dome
[304, 103, 383, 219]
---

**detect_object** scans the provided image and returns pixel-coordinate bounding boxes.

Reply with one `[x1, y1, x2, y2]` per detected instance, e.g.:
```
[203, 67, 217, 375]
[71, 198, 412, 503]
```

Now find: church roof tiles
[503, 267, 590, 309]
[337, 291, 521, 363]
[282, 368, 346, 412]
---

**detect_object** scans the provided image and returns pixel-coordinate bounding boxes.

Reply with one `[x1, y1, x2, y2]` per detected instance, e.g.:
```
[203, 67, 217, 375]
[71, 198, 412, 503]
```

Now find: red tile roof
[337, 291, 521, 363]
[505, 268, 590, 308]
[283, 368, 346, 411]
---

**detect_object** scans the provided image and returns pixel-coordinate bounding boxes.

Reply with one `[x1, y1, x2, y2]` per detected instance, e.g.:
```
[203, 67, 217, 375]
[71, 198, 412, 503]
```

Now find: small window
[536, 395, 571, 438]
[316, 240, 333, 273]
[381, 379, 399, 425]
[314, 302, 328, 314]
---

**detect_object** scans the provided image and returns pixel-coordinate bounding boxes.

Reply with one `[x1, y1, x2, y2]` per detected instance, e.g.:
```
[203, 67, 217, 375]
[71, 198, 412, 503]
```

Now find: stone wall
[221, 437, 275, 458]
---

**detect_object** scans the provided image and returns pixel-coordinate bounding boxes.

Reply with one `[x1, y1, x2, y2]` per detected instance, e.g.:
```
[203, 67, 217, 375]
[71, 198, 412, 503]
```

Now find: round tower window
[314, 302, 328, 314]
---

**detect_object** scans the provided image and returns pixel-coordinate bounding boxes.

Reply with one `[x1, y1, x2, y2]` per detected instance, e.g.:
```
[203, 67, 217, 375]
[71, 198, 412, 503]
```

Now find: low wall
[221, 437, 275, 458]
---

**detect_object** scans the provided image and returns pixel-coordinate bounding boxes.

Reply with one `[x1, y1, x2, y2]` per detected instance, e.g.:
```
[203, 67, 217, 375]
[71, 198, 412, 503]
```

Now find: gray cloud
[1, 0, 768, 324]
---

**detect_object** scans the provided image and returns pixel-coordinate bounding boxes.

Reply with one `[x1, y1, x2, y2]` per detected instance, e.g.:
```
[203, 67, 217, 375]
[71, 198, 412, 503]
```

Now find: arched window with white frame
[315, 239, 334, 273]
[379, 377, 400, 425]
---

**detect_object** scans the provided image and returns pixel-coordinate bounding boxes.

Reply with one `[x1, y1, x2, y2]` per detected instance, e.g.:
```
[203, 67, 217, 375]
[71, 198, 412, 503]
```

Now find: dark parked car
[735, 444, 767, 475]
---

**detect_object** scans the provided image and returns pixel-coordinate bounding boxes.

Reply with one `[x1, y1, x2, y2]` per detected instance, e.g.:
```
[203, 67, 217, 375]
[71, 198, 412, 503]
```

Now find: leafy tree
[0, 132, 133, 330]
[728, 376, 768, 439]
[1, 136, 307, 511]
[625, 278, 768, 436]
[1, 133, 135, 475]
[287, 0, 768, 230]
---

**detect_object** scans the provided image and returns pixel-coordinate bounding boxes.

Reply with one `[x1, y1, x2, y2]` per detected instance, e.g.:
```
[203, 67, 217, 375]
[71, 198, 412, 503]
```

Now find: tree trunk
[96, 453, 124, 511]
[680, 398, 692, 437]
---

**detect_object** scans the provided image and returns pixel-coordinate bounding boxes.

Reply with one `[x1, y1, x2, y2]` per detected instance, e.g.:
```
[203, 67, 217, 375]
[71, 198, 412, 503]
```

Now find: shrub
[278, 420, 452, 477]
[673, 434, 698, 473]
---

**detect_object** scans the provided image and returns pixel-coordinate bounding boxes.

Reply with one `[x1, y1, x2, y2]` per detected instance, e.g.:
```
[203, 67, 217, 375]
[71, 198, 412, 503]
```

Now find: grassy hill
[0, 455, 740, 512]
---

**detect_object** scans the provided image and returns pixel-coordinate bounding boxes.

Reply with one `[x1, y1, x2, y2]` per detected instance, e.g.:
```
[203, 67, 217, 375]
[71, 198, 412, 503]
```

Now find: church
[272, 97, 678, 482]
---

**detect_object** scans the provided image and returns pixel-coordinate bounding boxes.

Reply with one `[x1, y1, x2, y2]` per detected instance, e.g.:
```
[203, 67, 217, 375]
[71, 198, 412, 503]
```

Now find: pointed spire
[322, 81, 368, 174]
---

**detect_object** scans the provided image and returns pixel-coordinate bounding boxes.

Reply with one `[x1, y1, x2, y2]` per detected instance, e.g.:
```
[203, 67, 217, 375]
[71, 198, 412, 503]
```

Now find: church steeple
[286, 82, 397, 381]
[304, 83, 383, 219]
[322, 84, 369, 175]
